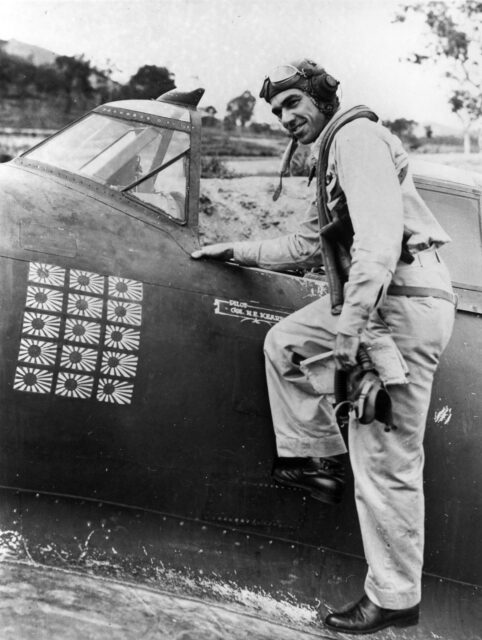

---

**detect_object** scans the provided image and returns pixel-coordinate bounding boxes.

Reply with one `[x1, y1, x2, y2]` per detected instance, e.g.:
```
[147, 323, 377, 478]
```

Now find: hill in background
[1, 39, 58, 66]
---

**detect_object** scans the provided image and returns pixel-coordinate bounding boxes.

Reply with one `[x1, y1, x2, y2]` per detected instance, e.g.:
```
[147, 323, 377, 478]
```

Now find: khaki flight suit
[232, 112, 455, 609]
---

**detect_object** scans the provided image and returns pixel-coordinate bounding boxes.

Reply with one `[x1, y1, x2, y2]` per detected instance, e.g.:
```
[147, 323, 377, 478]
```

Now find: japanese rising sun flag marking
[18, 338, 58, 367]
[28, 262, 66, 287]
[106, 300, 142, 326]
[100, 351, 139, 377]
[22, 312, 61, 340]
[14, 367, 54, 394]
[64, 318, 102, 345]
[104, 325, 141, 351]
[69, 269, 105, 295]
[26, 286, 64, 312]
[14, 262, 144, 405]
[67, 293, 104, 319]
[60, 345, 98, 373]
[97, 378, 134, 404]
[108, 276, 143, 301]
[55, 372, 94, 399]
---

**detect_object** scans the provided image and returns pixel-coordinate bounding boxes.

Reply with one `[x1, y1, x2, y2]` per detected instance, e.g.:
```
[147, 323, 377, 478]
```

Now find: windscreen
[25, 113, 190, 222]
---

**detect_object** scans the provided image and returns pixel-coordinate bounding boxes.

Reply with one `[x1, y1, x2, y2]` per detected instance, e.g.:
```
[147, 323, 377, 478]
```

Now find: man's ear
[310, 72, 339, 100]
[320, 102, 336, 115]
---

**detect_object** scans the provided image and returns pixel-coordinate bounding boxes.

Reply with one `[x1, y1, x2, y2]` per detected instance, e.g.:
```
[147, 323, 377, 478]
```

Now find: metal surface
[0, 97, 481, 638]
[95, 105, 193, 132]
[0, 490, 480, 639]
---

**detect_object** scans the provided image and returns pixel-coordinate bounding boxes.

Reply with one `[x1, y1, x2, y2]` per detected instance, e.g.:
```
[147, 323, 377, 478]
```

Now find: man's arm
[333, 121, 404, 338]
[191, 199, 323, 271]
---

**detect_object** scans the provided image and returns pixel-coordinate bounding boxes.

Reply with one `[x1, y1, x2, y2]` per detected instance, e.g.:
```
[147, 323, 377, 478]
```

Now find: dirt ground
[199, 176, 315, 246]
[199, 154, 482, 246]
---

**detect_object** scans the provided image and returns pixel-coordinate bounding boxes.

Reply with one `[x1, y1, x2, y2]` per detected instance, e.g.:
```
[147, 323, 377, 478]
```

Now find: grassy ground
[223, 151, 482, 178]
[201, 126, 285, 157]
[413, 151, 482, 174]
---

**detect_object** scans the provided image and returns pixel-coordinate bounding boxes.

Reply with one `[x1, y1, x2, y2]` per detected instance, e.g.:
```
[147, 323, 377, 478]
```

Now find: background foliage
[395, 0, 482, 152]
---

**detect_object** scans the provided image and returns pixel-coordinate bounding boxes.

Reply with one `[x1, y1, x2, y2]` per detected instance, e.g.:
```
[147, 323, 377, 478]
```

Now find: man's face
[270, 88, 328, 144]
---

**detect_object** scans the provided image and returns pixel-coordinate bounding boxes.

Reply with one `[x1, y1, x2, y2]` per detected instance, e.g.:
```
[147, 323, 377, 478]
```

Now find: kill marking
[14, 261, 143, 405]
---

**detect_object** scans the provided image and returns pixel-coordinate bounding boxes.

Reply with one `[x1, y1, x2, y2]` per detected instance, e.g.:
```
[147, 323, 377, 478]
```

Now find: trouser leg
[349, 296, 455, 609]
[264, 294, 347, 458]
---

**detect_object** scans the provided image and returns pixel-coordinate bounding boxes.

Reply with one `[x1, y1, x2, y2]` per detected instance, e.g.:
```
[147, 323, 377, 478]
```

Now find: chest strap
[387, 285, 456, 305]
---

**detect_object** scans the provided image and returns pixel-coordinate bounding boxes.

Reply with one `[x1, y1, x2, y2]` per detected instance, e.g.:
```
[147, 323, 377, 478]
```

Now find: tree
[223, 115, 236, 131]
[225, 90, 256, 128]
[395, 1, 482, 153]
[124, 65, 175, 100]
[201, 105, 219, 127]
[55, 54, 94, 113]
[34, 65, 63, 97]
[0, 51, 37, 100]
[382, 118, 421, 148]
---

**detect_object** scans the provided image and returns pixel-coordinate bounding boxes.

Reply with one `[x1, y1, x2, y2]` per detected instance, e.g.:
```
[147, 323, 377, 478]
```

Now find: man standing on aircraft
[191, 59, 455, 634]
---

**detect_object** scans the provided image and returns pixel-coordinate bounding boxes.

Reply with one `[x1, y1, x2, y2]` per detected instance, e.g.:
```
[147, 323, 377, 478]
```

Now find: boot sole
[272, 477, 344, 505]
[324, 614, 419, 635]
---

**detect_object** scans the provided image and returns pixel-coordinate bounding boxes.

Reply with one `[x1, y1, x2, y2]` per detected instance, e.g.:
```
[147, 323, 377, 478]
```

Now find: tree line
[0, 47, 260, 130]
[0, 49, 176, 117]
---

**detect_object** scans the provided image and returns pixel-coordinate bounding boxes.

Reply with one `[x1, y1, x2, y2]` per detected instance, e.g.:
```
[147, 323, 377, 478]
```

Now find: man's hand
[334, 332, 360, 371]
[191, 243, 234, 261]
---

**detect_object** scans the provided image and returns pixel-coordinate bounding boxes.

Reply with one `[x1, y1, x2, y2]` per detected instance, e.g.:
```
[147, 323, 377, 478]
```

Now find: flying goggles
[259, 63, 339, 102]
[260, 65, 310, 100]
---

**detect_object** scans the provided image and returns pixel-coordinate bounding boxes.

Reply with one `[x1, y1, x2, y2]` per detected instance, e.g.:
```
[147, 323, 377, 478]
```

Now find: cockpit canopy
[24, 100, 194, 223]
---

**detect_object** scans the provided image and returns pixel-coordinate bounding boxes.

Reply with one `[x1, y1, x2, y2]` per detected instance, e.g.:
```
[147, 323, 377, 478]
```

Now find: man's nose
[280, 109, 295, 128]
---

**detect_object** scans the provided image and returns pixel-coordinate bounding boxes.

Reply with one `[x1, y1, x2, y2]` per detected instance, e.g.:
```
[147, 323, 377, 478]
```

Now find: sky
[0, 0, 463, 130]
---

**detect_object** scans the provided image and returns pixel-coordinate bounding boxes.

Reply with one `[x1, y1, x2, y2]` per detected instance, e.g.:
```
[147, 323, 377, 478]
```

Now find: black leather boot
[324, 593, 420, 635]
[272, 456, 345, 504]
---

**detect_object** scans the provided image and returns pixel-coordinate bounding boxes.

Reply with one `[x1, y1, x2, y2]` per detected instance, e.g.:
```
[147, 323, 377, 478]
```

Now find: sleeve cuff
[232, 241, 263, 266]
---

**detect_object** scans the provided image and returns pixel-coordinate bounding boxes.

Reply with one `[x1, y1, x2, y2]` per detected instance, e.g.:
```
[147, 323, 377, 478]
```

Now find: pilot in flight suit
[192, 59, 455, 634]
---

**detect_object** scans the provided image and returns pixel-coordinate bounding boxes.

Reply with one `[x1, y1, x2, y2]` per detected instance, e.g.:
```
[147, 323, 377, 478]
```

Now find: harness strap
[316, 106, 379, 314]
[387, 285, 457, 305]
